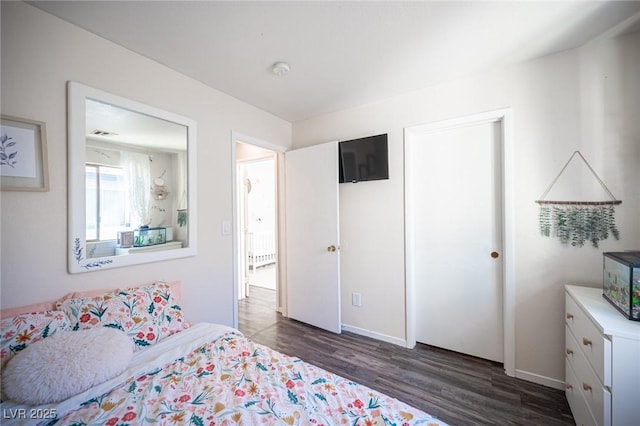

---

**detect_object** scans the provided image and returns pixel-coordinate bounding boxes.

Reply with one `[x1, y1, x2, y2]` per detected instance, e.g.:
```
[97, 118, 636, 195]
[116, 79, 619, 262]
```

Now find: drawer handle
[582, 383, 592, 392]
[566, 382, 573, 390]
[566, 348, 574, 355]
[566, 313, 574, 320]
[582, 337, 592, 346]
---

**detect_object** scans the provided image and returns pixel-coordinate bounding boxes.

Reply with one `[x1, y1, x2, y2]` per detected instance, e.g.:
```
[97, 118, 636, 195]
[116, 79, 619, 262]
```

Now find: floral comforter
[4, 323, 447, 426]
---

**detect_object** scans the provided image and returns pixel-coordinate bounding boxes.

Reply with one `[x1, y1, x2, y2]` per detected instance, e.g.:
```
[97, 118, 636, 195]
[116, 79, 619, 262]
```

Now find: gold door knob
[327, 245, 337, 252]
[566, 382, 573, 390]
[582, 383, 592, 392]
[566, 313, 574, 320]
[582, 337, 592, 346]
[566, 348, 574, 355]
[491, 251, 499, 258]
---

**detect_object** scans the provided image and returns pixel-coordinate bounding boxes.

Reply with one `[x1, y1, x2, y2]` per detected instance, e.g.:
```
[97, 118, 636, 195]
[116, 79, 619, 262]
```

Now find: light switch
[221, 220, 232, 235]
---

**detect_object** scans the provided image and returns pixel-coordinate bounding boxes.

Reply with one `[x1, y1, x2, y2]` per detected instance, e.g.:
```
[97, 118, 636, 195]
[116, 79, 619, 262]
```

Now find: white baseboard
[341, 324, 406, 347]
[342, 325, 565, 391]
[515, 369, 565, 391]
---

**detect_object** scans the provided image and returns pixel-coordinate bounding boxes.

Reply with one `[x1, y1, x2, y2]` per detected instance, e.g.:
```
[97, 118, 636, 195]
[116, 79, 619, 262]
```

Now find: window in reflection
[85, 164, 127, 241]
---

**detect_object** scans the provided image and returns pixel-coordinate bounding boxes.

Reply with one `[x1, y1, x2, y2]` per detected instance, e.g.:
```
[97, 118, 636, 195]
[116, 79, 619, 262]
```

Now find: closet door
[407, 119, 504, 362]
[285, 142, 341, 334]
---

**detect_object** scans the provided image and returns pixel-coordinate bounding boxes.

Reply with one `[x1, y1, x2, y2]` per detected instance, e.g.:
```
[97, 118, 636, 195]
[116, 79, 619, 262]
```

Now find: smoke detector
[271, 61, 291, 76]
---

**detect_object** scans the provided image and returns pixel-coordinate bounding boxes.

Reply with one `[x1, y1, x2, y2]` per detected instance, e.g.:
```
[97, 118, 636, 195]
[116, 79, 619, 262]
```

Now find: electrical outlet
[352, 292, 362, 307]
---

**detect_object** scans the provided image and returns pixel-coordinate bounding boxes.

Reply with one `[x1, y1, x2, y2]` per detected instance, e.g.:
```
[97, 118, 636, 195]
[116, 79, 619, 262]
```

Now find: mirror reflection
[84, 100, 188, 257]
[68, 82, 197, 273]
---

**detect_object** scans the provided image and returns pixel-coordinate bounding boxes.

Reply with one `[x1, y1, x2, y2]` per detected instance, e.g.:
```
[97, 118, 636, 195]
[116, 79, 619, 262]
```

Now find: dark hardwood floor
[239, 286, 575, 426]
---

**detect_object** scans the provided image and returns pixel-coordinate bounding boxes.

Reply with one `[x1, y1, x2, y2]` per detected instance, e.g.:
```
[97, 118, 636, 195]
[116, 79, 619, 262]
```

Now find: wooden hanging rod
[535, 200, 622, 206]
[537, 151, 622, 205]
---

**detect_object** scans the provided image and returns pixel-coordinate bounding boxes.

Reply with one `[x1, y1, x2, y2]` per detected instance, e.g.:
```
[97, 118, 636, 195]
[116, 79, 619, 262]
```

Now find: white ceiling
[30, 1, 640, 123]
[85, 99, 187, 152]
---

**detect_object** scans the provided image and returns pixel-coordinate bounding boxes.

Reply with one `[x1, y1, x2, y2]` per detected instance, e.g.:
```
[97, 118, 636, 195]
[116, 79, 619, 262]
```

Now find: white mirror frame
[67, 81, 197, 273]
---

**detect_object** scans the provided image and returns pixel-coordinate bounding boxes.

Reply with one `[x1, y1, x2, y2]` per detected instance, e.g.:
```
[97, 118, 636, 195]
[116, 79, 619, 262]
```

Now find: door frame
[231, 131, 287, 329]
[404, 108, 515, 377]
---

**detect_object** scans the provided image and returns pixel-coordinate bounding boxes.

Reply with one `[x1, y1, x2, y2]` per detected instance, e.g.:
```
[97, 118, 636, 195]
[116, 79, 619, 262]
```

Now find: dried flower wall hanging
[536, 151, 621, 248]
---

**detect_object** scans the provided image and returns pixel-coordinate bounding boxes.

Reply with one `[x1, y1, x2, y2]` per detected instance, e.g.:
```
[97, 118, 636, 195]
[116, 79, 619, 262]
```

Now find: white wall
[293, 30, 640, 386]
[0, 2, 292, 325]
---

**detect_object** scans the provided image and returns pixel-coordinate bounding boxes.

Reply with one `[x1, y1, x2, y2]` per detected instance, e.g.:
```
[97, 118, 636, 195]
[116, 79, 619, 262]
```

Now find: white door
[408, 120, 503, 362]
[285, 142, 341, 333]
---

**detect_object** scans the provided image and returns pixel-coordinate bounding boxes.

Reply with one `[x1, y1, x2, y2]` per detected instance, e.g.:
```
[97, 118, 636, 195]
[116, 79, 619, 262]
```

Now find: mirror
[68, 81, 197, 273]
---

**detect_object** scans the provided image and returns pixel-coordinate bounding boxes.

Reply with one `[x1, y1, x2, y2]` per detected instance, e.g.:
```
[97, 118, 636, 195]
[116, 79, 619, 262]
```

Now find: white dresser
[565, 285, 640, 426]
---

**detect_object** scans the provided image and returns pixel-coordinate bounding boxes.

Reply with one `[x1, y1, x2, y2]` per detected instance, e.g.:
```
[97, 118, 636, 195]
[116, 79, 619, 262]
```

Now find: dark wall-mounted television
[338, 133, 389, 183]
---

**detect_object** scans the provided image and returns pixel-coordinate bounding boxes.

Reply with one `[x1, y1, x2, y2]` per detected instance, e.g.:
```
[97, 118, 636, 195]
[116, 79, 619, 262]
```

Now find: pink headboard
[1, 281, 182, 319]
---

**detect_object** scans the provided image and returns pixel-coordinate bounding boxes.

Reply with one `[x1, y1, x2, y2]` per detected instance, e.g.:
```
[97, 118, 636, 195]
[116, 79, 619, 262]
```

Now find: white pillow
[2, 327, 133, 405]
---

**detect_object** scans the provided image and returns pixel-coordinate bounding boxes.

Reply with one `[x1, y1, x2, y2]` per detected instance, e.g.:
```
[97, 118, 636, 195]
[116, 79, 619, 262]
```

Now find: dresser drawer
[566, 356, 597, 426]
[566, 292, 612, 387]
[566, 324, 611, 426]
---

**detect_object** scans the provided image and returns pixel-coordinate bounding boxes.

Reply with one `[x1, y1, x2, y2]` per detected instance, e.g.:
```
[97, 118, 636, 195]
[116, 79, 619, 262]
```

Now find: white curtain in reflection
[123, 151, 151, 228]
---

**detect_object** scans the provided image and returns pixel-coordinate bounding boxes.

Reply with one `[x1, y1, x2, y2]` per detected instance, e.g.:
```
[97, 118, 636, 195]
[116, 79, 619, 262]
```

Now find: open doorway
[235, 140, 282, 333]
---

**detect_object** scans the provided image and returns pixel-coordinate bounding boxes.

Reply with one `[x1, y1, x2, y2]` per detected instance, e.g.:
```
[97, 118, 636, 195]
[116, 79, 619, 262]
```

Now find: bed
[1, 282, 447, 425]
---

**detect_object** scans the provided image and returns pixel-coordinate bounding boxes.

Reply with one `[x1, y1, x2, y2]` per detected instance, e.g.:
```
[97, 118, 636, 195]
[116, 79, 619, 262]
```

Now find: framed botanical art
[1, 115, 49, 191]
